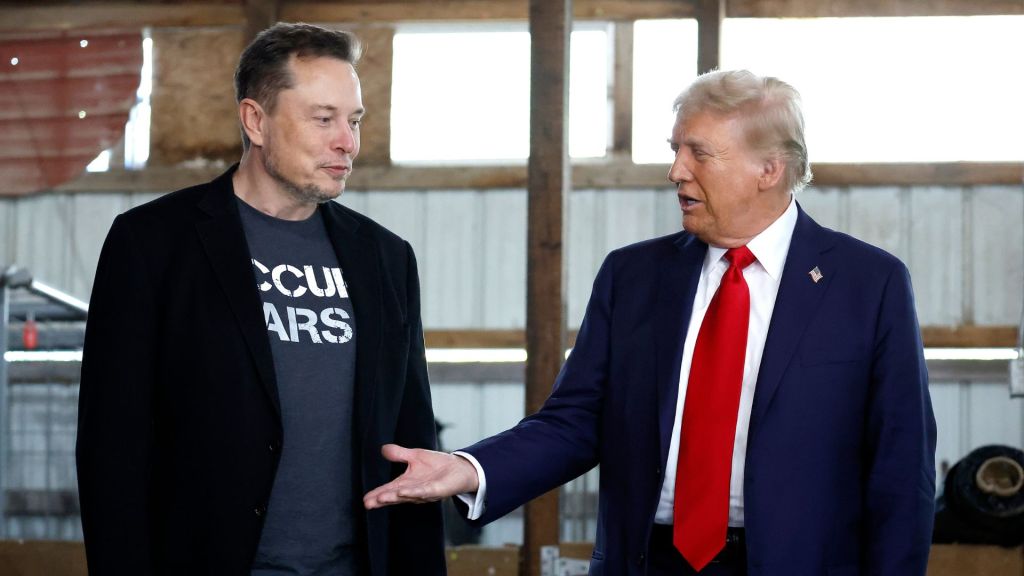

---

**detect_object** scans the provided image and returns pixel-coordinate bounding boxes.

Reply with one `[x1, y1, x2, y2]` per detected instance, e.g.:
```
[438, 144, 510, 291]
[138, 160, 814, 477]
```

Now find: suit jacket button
[655, 466, 662, 477]
[637, 552, 645, 565]
[254, 506, 266, 517]
[269, 440, 281, 453]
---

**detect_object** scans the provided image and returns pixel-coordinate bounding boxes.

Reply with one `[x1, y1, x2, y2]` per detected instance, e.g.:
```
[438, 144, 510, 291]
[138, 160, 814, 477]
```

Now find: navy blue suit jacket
[463, 205, 937, 575]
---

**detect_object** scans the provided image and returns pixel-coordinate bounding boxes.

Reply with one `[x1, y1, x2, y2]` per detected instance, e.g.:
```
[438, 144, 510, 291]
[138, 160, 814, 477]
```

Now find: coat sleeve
[460, 252, 615, 524]
[387, 241, 447, 575]
[864, 261, 937, 575]
[76, 215, 158, 575]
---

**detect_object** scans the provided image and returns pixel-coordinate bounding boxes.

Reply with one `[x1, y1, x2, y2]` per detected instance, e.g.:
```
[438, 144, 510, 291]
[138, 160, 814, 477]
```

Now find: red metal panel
[0, 30, 142, 196]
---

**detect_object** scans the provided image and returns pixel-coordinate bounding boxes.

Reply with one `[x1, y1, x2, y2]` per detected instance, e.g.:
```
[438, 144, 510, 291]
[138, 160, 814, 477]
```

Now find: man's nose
[333, 124, 357, 154]
[668, 153, 692, 184]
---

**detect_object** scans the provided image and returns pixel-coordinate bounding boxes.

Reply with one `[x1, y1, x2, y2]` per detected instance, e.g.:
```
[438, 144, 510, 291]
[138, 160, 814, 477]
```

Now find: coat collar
[654, 203, 837, 466]
[194, 165, 282, 418]
[748, 204, 838, 430]
[319, 201, 382, 441]
[654, 232, 707, 469]
[193, 165, 382, 433]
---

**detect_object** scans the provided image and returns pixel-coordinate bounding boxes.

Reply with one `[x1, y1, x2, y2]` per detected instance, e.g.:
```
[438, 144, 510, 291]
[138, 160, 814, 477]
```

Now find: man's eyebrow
[310, 105, 365, 117]
[667, 136, 706, 150]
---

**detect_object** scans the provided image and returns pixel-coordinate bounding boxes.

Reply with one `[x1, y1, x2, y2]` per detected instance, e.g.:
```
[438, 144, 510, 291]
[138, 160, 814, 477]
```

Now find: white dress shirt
[654, 197, 797, 526]
[460, 197, 798, 524]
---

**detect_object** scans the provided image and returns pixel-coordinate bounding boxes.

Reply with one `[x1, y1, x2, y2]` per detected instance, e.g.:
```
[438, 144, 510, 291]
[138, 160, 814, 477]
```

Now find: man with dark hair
[77, 22, 445, 575]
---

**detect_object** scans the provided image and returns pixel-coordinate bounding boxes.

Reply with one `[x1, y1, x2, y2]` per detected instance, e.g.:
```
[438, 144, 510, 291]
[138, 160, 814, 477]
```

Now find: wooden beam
[281, 1, 695, 22]
[808, 162, 1024, 188]
[3, 0, 1022, 32]
[697, 0, 725, 74]
[423, 327, 1019, 349]
[611, 21, 633, 157]
[148, 28, 243, 166]
[47, 161, 1023, 196]
[921, 326, 1019, 349]
[524, 0, 570, 574]
[0, 4, 244, 31]
[352, 25, 395, 166]
[727, 0, 1024, 18]
[425, 329, 528, 348]
[244, 0, 280, 44]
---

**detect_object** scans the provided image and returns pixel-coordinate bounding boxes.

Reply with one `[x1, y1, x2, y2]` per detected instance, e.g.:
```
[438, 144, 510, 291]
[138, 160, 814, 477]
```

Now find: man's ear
[239, 98, 267, 147]
[758, 155, 786, 191]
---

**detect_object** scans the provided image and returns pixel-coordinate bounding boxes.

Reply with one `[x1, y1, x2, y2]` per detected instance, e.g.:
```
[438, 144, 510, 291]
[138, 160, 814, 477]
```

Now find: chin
[312, 180, 344, 200]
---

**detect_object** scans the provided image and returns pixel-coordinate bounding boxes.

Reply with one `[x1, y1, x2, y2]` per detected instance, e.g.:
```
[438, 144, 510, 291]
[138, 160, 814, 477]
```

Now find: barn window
[390, 23, 611, 163]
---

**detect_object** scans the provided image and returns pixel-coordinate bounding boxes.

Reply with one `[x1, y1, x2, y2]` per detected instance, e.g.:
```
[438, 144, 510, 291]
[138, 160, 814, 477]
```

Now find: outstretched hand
[363, 444, 480, 510]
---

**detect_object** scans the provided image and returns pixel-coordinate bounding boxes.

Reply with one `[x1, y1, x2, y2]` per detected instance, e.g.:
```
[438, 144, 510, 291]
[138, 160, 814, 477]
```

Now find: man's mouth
[322, 165, 351, 179]
[679, 195, 702, 210]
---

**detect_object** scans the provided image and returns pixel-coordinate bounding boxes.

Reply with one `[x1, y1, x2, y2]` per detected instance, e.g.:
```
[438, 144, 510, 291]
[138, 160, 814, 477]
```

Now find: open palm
[363, 444, 479, 509]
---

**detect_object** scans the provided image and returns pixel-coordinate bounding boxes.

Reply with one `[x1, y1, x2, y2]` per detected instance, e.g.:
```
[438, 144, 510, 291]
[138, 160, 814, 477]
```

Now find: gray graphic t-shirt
[238, 198, 359, 576]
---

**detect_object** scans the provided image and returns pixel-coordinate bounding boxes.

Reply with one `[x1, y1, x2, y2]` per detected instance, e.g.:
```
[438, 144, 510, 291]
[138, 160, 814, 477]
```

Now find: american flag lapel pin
[808, 266, 823, 283]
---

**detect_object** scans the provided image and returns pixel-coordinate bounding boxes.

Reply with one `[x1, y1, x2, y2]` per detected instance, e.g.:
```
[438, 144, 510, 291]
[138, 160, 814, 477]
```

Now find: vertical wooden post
[611, 20, 633, 159]
[697, 0, 725, 74]
[351, 26, 395, 166]
[244, 0, 279, 44]
[525, 0, 570, 575]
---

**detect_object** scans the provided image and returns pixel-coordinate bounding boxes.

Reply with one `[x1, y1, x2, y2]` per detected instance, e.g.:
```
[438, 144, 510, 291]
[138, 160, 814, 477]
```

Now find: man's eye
[350, 119, 362, 128]
[315, 117, 331, 125]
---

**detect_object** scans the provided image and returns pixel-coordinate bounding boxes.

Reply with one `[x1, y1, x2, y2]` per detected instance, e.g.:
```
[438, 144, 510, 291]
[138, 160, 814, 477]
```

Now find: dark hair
[234, 22, 361, 147]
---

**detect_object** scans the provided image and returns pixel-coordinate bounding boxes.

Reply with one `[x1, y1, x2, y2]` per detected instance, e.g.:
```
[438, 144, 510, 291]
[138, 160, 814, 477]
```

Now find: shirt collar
[703, 195, 798, 282]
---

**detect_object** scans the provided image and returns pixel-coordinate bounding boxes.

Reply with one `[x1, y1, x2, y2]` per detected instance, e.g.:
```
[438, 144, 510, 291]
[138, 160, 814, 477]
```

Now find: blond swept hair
[674, 69, 812, 193]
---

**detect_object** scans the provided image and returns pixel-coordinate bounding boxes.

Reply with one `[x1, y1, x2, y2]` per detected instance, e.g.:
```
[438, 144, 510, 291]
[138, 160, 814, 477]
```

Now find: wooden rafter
[39, 161, 1024, 197]
[423, 327, 1021, 349]
[4, 0, 1022, 32]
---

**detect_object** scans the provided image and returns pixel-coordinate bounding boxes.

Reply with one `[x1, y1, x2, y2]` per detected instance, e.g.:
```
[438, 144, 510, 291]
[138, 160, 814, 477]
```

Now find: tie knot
[725, 246, 756, 270]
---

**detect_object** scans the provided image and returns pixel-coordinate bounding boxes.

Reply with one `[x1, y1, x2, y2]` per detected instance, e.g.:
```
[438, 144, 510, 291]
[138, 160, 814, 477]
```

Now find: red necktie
[673, 246, 756, 571]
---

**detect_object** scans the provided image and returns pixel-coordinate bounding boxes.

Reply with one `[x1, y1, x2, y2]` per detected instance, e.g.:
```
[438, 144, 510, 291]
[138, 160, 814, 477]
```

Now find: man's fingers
[363, 479, 440, 510]
[380, 443, 414, 464]
[364, 445, 469, 509]
[363, 482, 403, 509]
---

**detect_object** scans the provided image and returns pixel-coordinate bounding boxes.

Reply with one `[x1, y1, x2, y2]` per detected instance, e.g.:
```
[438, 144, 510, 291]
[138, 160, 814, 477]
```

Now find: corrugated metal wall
[2, 183, 1022, 543]
[3, 185, 1022, 328]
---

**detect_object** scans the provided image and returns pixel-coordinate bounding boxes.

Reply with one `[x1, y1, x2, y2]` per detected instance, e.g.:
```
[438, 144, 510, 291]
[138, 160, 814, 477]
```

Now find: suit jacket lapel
[749, 204, 837, 431]
[320, 202, 382, 441]
[655, 233, 707, 469]
[194, 167, 281, 418]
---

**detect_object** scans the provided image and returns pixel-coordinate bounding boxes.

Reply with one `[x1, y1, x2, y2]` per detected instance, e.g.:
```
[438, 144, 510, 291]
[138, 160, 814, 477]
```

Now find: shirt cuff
[452, 451, 486, 521]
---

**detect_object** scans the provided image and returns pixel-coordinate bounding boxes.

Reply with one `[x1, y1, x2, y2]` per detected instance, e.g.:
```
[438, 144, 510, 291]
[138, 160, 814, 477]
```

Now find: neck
[708, 193, 793, 249]
[233, 152, 318, 221]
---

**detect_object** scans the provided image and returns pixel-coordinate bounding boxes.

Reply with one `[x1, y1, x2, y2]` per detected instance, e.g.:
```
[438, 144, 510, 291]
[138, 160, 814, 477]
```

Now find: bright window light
[124, 32, 153, 169]
[391, 24, 610, 163]
[632, 16, 1024, 164]
[83, 30, 153, 173]
[924, 348, 1020, 361]
[721, 16, 1024, 163]
[5, 351, 83, 362]
[86, 149, 111, 172]
[426, 348, 527, 363]
[632, 19, 698, 164]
